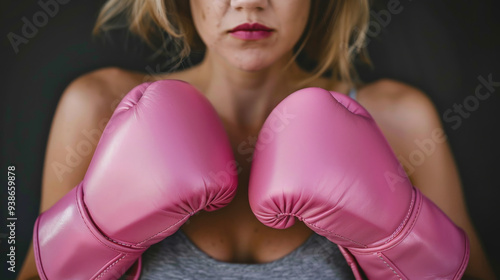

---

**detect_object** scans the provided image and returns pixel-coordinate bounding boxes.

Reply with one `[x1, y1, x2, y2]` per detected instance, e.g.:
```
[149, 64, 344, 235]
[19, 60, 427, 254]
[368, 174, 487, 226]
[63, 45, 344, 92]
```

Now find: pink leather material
[34, 184, 144, 280]
[337, 246, 365, 280]
[347, 189, 469, 280]
[123, 259, 141, 280]
[34, 80, 237, 279]
[249, 87, 469, 279]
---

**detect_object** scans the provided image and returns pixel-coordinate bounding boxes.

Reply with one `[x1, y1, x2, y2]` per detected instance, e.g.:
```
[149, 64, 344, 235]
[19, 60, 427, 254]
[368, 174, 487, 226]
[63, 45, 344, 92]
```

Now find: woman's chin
[222, 53, 275, 72]
[239, 65, 267, 72]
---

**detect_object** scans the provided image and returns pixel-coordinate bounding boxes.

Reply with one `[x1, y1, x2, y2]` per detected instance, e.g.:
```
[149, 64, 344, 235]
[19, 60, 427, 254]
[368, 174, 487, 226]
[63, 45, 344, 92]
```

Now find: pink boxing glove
[33, 80, 237, 280]
[249, 87, 469, 279]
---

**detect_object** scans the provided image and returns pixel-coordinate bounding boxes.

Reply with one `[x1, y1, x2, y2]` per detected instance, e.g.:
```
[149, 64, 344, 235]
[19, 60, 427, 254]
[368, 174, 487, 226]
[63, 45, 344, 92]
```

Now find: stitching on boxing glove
[276, 212, 368, 248]
[376, 254, 403, 280]
[136, 213, 193, 246]
[383, 188, 416, 245]
[96, 255, 126, 279]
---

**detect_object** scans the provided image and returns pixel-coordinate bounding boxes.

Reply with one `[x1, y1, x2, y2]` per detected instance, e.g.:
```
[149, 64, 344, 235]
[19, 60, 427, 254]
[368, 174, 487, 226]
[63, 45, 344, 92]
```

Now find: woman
[19, 0, 495, 279]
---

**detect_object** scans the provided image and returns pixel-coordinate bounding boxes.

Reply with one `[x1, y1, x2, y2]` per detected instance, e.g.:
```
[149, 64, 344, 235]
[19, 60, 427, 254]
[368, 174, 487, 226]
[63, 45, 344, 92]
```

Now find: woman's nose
[230, 0, 268, 11]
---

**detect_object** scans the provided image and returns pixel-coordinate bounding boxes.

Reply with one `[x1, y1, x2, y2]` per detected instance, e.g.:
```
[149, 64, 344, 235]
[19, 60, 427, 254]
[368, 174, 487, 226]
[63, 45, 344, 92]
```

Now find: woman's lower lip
[229, 30, 273, 40]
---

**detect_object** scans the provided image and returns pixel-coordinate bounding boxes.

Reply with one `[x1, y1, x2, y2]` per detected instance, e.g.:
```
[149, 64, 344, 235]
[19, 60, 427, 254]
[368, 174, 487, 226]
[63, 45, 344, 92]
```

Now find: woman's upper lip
[229, 23, 273, 32]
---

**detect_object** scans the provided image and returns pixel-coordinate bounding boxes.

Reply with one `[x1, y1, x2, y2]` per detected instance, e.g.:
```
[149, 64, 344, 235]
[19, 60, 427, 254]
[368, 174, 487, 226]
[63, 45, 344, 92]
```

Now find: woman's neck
[190, 50, 311, 130]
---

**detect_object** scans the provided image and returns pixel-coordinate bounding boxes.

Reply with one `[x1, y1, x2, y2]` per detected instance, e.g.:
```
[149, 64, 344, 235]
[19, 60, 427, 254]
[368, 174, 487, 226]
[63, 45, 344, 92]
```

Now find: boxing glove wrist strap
[34, 183, 144, 280]
[343, 188, 469, 280]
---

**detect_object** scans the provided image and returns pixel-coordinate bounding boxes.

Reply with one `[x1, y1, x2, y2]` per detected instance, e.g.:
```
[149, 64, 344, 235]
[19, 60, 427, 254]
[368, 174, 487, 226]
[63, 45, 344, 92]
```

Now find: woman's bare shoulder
[356, 79, 445, 161]
[60, 66, 201, 119]
[51, 67, 153, 130]
[62, 67, 146, 109]
[39, 67, 149, 212]
[358, 79, 440, 133]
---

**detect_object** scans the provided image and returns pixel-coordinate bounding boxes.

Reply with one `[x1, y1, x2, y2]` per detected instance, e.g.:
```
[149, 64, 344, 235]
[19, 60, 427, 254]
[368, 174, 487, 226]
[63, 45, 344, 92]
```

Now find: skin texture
[18, 0, 495, 279]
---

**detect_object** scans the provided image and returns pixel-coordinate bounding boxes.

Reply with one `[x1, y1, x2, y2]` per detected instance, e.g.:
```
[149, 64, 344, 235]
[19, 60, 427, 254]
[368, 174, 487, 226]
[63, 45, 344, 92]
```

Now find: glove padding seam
[104, 236, 142, 248]
[100, 213, 194, 248]
[284, 214, 367, 248]
[349, 190, 422, 254]
[77, 185, 141, 279]
[136, 213, 193, 246]
[78, 185, 139, 253]
[453, 234, 470, 280]
[327, 90, 372, 120]
[96, 255, 126, 279]
[383, 188, 416, 245]
[376, 254, 403, 280]
[287, 189, 416, 250]
[79, 194, 148, 250]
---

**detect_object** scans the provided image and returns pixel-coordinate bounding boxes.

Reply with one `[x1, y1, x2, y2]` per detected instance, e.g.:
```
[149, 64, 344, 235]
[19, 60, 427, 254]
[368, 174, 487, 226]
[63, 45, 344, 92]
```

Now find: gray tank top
[139, 88, 358, 279]
[139, 230, 355, 279]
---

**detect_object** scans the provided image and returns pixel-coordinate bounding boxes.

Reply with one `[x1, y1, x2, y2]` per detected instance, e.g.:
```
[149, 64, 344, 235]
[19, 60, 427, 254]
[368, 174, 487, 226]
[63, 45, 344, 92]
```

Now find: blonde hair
[94, 0, 370, 88]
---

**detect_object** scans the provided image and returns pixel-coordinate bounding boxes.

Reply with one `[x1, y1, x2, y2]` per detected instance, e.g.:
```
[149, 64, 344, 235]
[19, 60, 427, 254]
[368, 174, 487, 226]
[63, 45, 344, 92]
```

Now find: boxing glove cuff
[343, 188, 469, 280]
[34, 183, 144, 280]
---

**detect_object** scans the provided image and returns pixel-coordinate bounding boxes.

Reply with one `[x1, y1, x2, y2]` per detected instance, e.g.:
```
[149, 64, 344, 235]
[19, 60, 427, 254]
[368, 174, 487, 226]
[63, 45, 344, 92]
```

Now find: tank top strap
[348, 88, 357, 100]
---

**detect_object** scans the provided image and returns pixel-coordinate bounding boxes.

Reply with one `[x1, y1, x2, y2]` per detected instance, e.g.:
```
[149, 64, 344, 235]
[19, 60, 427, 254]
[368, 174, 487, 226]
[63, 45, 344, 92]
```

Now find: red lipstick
[229, 23, 274, 41]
